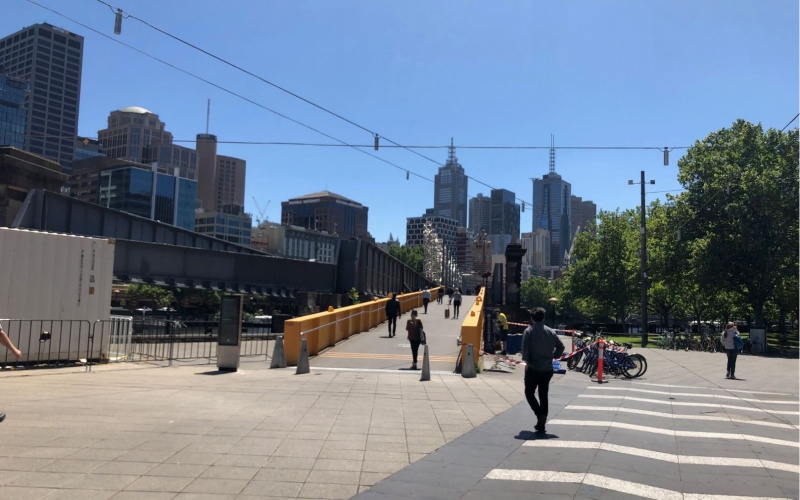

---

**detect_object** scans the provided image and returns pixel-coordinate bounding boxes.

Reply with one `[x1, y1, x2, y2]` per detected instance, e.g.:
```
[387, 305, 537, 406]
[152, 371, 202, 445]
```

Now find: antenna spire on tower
[549, 133, 556, 173]
[447, 137, 457, 165]
[206, 99, 211, 134]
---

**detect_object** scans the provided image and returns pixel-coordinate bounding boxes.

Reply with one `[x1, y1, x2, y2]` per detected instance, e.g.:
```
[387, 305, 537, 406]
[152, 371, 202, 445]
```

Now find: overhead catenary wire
[24, 0, 434, 185]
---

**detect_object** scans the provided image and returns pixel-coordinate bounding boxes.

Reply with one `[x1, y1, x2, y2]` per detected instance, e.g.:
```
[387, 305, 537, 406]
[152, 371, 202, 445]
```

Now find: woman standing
[720, 322, 741, 379]
[406, 310, 424, 370]
[452, 288, 462, 319]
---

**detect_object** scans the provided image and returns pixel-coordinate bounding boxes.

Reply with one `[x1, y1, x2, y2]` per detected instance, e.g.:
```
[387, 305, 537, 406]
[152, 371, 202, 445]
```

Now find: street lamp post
[628, 171, 655, 347]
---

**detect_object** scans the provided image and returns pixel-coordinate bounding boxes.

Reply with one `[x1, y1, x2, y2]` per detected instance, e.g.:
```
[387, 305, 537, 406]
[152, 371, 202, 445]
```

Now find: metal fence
[1, 317, 275, 369]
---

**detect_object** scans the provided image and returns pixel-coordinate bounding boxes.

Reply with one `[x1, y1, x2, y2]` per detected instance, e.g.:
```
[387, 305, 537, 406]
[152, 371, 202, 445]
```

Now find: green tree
[389, 244, 424, 273]
[126, 283, 173, 308]
[675, 120, 799, 326]
[565, 209, 639, 323]
[520, 276, 554, 311]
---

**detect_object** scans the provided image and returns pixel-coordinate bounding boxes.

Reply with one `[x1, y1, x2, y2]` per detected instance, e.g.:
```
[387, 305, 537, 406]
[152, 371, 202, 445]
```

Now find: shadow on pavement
[515, 430, 560, 440]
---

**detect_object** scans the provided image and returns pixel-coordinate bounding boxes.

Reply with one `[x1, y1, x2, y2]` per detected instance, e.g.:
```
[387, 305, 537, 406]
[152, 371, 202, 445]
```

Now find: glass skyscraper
[532, 172, 571, 267]
[0, 23, 84, 173]
[433, 138, 468, 228]
[0, 73, 26, 149]
[99, 165, 197, 231]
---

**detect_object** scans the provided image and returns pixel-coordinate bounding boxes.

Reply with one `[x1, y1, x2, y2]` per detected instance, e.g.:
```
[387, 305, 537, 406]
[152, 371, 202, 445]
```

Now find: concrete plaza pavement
[0, 317, 797, 500]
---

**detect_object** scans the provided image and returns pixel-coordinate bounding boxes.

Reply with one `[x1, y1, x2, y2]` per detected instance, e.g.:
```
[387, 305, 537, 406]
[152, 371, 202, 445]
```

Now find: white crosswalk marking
[547, 419, 800, 448]
[577, 394, 800, 416]
[522, 440, 799, 473]
[636, 382, 798, 398]
[483, 470, 792, 500]
[565, 405, 799, 430]
[586, 386, 799, 405]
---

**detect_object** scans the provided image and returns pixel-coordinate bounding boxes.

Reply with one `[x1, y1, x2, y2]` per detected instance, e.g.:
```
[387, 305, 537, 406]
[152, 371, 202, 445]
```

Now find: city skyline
[1, 2, 796, 244]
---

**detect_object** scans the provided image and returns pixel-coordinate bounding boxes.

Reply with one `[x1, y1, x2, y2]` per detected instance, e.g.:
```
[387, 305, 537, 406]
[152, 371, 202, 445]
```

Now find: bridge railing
[459, 288, 486, 373]
[283, 287, 443, 366]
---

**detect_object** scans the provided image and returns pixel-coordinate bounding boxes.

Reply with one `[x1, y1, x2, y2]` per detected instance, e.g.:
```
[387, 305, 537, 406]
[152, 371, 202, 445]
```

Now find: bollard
[571, 330, 575, 354]
[270, 336, 287, 368]
[296, 337, 310, 375]
[596, 340, 605, 384]
[462, 344, 476, 378]
[420, 344, 431, 381]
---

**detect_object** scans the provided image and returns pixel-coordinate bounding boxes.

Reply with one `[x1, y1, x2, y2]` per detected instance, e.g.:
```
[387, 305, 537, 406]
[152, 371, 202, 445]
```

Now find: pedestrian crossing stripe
[483, 470, 793, 500]
[547, 419, 800, 448]
[565, 405, 799, 430]
[310, 367, 458, 376]
[317, 352, 458, 362]
[577, 394, 800, 416]
[522, 440, 799, 473]
[636, 382, 798, 398]
[587, 386, 799, 405]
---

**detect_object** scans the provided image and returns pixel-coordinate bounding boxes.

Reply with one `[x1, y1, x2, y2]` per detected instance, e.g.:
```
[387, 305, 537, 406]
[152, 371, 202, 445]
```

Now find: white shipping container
[0, 228, 115, 363]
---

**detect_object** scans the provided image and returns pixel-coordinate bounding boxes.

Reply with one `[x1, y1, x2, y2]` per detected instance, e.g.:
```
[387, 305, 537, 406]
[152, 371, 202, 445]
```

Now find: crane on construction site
[252, 197, 270, 225]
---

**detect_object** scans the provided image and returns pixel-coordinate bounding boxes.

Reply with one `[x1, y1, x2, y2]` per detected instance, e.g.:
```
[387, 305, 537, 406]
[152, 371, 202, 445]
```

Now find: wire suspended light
[114, 8, 123, 34]
[663, 147, 669, 166]
[374, 134, 379, 151]
[521, 202, 525, 213]
[406, 171, 409, 180]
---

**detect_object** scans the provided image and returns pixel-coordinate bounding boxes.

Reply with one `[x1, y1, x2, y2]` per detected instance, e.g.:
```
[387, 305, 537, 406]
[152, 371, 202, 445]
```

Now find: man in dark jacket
[385, 293, 401, 338]
[521, 307, 565, 433]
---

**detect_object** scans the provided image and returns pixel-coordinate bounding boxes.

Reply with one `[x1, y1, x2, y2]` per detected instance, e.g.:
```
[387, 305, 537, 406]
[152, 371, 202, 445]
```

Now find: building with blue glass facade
[0, 73, 26, 149]
[532, 172, 571, 267]
[98, 164, 197, 231]
[195, 208, 252, 245]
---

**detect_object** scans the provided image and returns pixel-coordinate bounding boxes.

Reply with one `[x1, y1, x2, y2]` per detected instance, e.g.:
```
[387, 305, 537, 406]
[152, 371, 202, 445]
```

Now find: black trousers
[453, 301, 461, 318]
[410, 339, 421, 364]
[387, 316, 397, 336]
[423, 298, 430, 313]
[726, 348, 738, 375]
[525, 369, 554, 418]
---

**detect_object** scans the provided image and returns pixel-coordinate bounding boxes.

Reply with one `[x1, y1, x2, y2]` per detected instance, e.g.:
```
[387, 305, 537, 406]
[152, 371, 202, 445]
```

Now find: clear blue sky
[7, 0, 798, 243]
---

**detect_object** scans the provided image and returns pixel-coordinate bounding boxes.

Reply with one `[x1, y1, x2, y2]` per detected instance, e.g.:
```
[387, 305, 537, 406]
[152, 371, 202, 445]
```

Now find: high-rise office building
[98, 107, 198, 180]
[0, 23, 84, 173]
[468, 193, 491, 233]
[405, 210, 458, 249]
[73, 136, 104, 161]
[281, 191, 370, 240]
[532, 135, 571, 267]
[433, 138, 468, 227]
[0, 73, 26, 149]
[98, 163, 197, 231]
[195, 133, 246, 212]
[570, 195, 597, 237]
[489, 188, 520, 239]
[455, 227, 474, 270]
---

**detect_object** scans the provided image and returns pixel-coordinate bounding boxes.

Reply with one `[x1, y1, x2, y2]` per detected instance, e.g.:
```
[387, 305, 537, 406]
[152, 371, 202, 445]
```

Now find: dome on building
[119, 106, 152, 114]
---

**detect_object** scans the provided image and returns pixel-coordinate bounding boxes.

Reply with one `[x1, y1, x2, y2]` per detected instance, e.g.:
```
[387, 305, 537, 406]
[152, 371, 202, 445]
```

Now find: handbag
[420, 327, 427, 345]
[733, 333, 743, 350]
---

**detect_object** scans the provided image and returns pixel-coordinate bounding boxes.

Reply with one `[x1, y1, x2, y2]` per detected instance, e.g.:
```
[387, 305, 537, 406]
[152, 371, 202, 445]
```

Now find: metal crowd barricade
[0, 319, 93, 368]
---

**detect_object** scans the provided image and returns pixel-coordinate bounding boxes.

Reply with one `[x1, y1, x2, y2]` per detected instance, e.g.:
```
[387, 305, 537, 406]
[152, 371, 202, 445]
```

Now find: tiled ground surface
[0, 359, 526, 500]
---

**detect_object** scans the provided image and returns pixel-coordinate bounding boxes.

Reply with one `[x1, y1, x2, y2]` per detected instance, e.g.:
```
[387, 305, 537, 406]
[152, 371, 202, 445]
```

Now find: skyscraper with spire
[433, 138, 468, 228]
[532, 134, 572, 267]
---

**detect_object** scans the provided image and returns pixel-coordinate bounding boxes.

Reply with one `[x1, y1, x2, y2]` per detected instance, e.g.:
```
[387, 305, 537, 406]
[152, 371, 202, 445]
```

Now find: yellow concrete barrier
[460, 288, 486, 374]
[284, 287, 443, 366]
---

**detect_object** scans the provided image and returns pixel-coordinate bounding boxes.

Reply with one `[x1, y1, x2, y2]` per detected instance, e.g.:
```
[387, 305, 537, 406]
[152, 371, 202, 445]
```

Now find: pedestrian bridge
[284, 287, 485, 374]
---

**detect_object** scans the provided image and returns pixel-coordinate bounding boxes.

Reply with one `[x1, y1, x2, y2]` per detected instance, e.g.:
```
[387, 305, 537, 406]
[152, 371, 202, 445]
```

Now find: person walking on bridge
[385, 293, 401, 338]
[421, 287, 431, 314]
[522, 308, 565, 434]
[405, 310, 424, 370]
[452, 289, 462, 319]
[0, 322, 22, 423]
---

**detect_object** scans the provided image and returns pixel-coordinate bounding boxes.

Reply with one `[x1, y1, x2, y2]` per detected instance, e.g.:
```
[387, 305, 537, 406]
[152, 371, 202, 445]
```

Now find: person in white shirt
[421, 288, 431, 314]
[720, 322, 740, 379]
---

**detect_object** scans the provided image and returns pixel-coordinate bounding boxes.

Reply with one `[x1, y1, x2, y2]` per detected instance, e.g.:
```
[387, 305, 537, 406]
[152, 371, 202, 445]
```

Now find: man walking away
[522, 308, 565, 433]
[0, 322, 23, 423]
[385, 293, 401, 338]
[421, 287, 431, 314]
[497, 311, 510, 355]
[437, 287, 443, 304]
